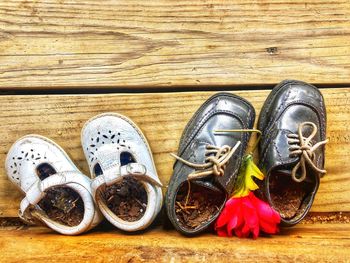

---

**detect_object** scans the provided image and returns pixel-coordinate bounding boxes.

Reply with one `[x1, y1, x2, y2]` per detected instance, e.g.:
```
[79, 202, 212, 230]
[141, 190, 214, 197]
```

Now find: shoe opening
[93, 163, 103, 177]
[100, 151, 147, 222]
[175, 181, 226, 231]
[101, 177, 148, 222]
[120, 151, 136, 166]
[38, 186, 85, 227]
[269, 170, 315, 220]
[36, 163, 56, 181]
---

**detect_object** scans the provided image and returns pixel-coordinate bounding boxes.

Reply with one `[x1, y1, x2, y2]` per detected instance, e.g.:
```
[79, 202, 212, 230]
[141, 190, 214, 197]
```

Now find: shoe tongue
[94, 145, 121, 170]
[191, 179, 222, 193]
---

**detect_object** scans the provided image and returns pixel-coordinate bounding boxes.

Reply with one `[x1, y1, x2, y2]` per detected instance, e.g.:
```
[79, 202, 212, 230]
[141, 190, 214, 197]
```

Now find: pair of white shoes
[6, 113, 163, 235]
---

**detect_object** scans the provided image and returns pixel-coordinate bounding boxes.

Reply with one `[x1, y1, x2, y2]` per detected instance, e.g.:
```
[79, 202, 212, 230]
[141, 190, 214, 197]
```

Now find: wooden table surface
[0, 1, 349, 262]
[1, 224, 350, 262]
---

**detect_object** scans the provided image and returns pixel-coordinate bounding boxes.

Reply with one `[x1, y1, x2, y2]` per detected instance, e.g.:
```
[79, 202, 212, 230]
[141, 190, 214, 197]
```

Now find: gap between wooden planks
[0, 224, 349, 262]
[0, 0, 350, 89]
[0, 88, 349, 217]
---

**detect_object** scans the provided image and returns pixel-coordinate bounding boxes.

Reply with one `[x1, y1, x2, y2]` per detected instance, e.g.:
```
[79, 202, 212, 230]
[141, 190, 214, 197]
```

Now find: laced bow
[171, 141, 241, 180]
[287, 122, 328, 182]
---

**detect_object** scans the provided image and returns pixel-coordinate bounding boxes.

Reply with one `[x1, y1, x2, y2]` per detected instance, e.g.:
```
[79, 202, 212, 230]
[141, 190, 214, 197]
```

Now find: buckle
[126, 163, 146, 175]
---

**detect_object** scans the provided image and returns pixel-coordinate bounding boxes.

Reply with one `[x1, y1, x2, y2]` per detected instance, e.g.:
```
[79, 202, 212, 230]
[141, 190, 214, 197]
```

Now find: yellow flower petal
[233, 154, 265, 198]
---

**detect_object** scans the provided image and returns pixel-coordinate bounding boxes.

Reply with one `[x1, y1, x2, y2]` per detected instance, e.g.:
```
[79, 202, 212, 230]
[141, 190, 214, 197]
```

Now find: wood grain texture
[0, 0, 350, 89]
[0, 224, 349, 262]
[0, 88, 349, 217]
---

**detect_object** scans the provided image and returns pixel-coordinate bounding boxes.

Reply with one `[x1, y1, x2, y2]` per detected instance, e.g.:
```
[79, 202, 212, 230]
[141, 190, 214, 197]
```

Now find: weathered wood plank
[0, 1, 350, 89]
[0, 88, 349, 217]
[0, 224, 349, 262]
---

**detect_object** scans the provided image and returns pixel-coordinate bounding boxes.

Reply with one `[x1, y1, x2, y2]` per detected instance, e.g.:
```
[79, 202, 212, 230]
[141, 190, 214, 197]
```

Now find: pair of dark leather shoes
[165, 80, 327, 235]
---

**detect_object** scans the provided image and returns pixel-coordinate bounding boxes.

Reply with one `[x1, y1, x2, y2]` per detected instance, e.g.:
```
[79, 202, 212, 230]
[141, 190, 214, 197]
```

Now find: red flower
[215, 192, 280, 238]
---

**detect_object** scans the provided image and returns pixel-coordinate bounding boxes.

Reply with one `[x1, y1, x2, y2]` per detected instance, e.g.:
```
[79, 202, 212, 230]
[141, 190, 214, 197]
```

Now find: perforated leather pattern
[8, 148, 45, 186]
[85, 129, 132, 164]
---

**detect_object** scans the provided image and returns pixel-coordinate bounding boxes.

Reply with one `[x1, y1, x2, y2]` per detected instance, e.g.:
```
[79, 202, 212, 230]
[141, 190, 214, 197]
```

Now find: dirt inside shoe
[38, 186, 85, 227]
[269, 171, 313, 219]
[102, 177, 148, 222]
[175, 181, 225, 230]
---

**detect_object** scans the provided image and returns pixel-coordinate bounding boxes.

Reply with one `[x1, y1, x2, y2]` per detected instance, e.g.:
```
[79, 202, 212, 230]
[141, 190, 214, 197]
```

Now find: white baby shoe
[81, 113, 163, 232]
[5, 135, 103, 235]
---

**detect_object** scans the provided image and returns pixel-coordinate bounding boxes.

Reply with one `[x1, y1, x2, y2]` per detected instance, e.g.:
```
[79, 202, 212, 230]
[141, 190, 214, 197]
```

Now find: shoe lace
[287, 121, 329, 182]
[171, 141, 241, 180]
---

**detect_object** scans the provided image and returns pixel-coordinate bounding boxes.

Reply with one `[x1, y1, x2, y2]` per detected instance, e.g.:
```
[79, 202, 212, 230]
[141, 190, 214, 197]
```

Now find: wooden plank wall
[0, 0, 349, 89]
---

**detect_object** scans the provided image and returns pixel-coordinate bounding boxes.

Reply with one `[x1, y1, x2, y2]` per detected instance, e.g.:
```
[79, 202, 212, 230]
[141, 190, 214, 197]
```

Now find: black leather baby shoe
[166, 93, 255, 235]
[258, 80, 328, 226]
